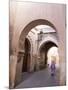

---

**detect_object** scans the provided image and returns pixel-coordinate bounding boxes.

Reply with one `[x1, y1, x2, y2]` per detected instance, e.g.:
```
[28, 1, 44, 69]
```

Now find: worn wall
[9, 0, 66, 87]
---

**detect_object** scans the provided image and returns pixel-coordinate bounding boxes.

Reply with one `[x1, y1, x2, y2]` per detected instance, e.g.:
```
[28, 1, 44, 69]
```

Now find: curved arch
[23, 19, 57, 33]
[40, 41, 58, 52]
[39, 36, 58, 51]
[19, 19, 58, 50]
[39, 41, 58, 67]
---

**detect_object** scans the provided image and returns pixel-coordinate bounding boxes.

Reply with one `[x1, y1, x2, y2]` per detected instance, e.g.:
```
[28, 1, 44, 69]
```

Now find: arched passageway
[39, 41, 58, 69]
[18, 19, 58, 72]
[9, 2, 66, 88]
[13, 19, 59, 88]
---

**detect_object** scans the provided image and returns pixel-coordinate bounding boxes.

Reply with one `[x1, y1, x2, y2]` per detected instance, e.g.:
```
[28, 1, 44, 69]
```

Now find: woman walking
[50, 60, 56, 76]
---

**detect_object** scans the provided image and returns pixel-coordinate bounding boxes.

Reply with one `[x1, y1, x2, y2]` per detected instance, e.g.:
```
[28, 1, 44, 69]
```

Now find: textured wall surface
[9, 1, 66, 88]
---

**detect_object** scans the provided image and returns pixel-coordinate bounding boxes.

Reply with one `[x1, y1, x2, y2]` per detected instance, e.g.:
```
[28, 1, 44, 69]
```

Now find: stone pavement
[15, 67, 60, 89]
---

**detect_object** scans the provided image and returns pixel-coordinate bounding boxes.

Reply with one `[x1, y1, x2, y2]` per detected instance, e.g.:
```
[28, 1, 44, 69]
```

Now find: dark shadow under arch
[40, 41, 58, 52]
[22, 38, 31, 72]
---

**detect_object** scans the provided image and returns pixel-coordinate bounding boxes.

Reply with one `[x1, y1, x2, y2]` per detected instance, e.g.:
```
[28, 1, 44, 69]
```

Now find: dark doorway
[22, 38, 31, 72]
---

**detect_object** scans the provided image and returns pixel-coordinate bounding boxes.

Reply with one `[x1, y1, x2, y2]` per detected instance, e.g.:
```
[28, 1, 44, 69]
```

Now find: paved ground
[15, 67, 60, 89]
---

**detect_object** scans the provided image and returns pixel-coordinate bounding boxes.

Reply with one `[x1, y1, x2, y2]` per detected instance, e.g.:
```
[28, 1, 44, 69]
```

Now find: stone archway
[13, 19, 59, 87]
[39, 41, 58, 69]
[18, 19, 58, 50]
[16, 19, 57, 85]
[9, 2, 66, 88]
